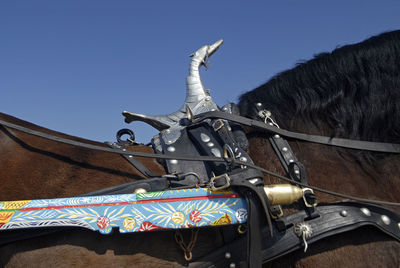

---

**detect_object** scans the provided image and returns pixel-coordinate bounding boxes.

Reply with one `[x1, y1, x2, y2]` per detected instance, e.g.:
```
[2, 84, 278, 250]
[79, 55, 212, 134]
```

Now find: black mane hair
[238, 30, 400, 161]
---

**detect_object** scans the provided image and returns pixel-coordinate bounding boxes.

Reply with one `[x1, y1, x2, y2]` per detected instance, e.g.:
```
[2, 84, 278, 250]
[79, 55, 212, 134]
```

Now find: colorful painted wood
[0, 188, 247, 234]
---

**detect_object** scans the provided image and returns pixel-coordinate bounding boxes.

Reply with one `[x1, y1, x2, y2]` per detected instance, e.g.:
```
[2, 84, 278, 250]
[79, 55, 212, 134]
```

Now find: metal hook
[223, 144, 236, 168]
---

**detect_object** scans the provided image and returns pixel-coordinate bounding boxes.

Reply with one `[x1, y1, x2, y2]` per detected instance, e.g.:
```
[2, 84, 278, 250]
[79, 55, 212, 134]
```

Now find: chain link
[174, 229, 199, 261]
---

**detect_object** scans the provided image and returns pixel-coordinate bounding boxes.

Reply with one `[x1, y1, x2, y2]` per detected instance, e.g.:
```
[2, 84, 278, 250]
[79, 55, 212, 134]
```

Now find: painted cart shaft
[0, 188, 247, 234]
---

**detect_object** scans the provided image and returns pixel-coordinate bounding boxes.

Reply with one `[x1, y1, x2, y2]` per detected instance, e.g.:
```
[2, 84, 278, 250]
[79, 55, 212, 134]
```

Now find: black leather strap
[106, 142, 161, 178]
[245, 192, 264, 267]
[78, 178, 169, 196]
[263, 202, 400, 262]
[227, 168, 274, 237]
[189, 236, 248, 268]
[187, 123, 227, 177]
[269, 134, 298, 174]
[190, 202, 400, 267]
[192, 111, 400, 153]
[161, 127, 210, 186]
[0, 119, 221, 162]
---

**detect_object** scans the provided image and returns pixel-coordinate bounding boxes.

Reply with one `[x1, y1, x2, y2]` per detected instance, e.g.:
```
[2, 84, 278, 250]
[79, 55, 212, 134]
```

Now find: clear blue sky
[1, 1, 399, 143]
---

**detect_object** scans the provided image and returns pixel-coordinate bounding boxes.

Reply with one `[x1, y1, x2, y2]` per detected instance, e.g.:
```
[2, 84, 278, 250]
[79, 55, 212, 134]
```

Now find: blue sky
[1, 1, 399, 143]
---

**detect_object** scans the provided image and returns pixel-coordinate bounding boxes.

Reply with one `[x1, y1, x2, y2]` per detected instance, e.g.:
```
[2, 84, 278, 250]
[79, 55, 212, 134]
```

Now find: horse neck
[0, 113, 165, 201]
[247, 134, 400, 212]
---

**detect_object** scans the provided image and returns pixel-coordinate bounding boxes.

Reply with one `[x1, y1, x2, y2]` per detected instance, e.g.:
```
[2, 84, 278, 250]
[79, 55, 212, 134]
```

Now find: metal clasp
[209, 174, 231, 191]
[302, 188, 317, 208]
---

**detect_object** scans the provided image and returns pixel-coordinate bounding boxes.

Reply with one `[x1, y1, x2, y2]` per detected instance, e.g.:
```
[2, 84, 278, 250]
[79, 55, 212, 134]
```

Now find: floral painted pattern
[0, 188, 247, 234]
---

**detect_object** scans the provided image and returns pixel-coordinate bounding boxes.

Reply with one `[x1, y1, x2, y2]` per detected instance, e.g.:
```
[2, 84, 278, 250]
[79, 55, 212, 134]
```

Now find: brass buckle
[210, 174, 231, 191]
[212, 119, 225, 131]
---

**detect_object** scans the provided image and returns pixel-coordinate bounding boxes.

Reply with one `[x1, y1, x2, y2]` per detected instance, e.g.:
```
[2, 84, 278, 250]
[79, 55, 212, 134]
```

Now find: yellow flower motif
[211, 213, 232, 226]
[171, 211, 185, 224]
[123, 217, 136, 231]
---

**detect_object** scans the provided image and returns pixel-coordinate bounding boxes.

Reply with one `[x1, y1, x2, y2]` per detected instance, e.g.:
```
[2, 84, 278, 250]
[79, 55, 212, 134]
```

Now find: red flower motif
[139, 221, 163, 232]
[189, 210, 202, 223]
[96, 216, 110, 229]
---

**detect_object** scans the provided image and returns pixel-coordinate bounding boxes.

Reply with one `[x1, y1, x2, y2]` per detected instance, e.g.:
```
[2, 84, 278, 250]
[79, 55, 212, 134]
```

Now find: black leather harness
[126, 103, 399, 267]
[190, 202, 400, 267]
[184, 105, 400, 267]
[1, 107, 399, 267]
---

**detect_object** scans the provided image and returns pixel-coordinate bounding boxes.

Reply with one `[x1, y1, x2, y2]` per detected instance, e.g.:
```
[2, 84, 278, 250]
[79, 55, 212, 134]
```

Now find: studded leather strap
[263, 202, 400, 262]
[190, 202, 400, 267]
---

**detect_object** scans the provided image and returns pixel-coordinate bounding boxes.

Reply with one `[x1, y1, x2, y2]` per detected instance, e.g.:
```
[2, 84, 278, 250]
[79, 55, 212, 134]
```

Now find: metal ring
[116, 129, 136, 146]
[237, 224, 247, 234]
[302, 188, 318, 208]
[184, 251, 193, 261]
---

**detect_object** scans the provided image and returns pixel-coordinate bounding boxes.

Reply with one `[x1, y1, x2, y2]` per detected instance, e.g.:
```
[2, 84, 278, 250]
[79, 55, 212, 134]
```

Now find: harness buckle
[212, 119, 225, 131]
[269, 205, 284, 219]
[209, 173, 231, 191]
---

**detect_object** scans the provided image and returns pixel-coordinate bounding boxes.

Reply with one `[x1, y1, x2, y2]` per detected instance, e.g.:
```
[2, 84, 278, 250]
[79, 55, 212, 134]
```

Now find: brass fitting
[263, 184, 314, 206]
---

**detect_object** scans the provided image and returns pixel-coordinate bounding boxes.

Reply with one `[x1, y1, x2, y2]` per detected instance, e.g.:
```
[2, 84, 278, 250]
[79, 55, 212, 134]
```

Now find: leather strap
[0, 120, 221, 162]
[106, 142, 161, 178]
[245, 192, 264, 267]
[192, 111, 400, 153]
[191, 202, 400, 267]
[2, 119, 399, 207]
[263, 202, 400, 262]
[78, 178, 169, 196]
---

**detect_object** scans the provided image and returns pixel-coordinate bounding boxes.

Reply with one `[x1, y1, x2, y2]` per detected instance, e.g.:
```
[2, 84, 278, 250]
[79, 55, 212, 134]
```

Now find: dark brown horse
[1, 30, 400, 267]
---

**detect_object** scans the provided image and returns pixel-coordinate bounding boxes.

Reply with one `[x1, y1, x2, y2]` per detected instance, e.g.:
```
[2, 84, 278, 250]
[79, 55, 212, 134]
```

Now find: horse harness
[2, 38, 400, 267]
[1, 104, 400, 268]
[103, 103, 400, 267]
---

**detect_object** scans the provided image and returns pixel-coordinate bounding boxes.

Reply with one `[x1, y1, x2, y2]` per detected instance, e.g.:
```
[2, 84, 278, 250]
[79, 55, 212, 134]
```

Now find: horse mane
[238, 30, 400, 163]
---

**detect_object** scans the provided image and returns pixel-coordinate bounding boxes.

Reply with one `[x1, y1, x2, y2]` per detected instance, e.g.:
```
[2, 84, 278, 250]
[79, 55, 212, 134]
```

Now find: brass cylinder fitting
[263, 184, 304, 206]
